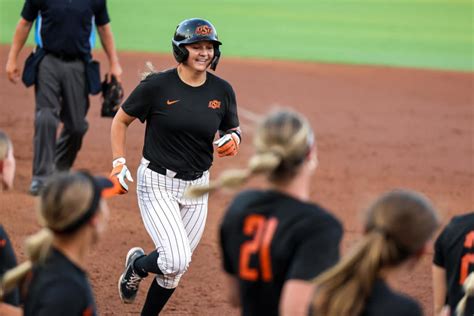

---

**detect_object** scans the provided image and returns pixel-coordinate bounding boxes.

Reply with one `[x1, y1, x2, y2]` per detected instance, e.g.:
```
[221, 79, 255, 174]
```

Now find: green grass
[1, 0, 472, 71]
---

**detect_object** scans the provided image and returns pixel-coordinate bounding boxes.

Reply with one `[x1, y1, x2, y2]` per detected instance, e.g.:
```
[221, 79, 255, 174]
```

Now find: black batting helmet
[172, 18, 222, 71]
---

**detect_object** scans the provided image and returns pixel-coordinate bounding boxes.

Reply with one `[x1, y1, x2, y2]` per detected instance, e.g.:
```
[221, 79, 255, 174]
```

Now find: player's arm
[224, 273, 240, 307]
[432, 224, 449, 315]
[111, 108, 136, 159]
[0, 303, 22, 316]
[432, 264, 447, 315]
[96, 23, 122, 81]
[6, 18, 33, 83]
[109, 108, 136, 194]
[280, 280, 314, 316]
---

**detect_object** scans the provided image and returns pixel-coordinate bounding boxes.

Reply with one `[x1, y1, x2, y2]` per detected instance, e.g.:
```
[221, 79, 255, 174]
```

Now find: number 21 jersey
[219, 190, 343, 316]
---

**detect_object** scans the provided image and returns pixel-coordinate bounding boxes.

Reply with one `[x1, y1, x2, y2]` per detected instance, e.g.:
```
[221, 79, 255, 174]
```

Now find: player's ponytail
[140, 62, 157, 80]
[185, 109, 315, 198]
[311, 190, 439, 316]
[1, 229, 53, 298]
[456, 272, 474, 316]
[0, 172, 94, 300]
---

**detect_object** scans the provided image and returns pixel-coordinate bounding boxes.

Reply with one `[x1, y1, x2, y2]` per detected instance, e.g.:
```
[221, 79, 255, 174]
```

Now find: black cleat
[28, 180, 43, 196]
[118, 247, 146, 304]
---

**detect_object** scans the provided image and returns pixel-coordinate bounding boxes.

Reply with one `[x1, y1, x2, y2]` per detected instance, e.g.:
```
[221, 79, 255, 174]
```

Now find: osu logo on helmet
[208, 100, 221, 109]
[195, 25, 213, 36]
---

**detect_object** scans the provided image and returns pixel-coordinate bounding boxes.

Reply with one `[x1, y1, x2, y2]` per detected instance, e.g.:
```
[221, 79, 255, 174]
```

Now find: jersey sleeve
[33, 281, 88, 316]
[121, 75, 156, 123]
[219, 83, 239, 132]
[93, 0, 110, 26]
[287, 216, 343, 280]
[433, 224, 449, 267]
[21, 0, 40, 22]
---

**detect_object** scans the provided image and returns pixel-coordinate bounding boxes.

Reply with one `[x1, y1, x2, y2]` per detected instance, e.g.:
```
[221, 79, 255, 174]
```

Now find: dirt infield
[0, 45, 472, 315]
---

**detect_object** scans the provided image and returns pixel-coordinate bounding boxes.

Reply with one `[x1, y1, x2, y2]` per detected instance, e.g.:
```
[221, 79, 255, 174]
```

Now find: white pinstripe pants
[137, 158, 209, 289]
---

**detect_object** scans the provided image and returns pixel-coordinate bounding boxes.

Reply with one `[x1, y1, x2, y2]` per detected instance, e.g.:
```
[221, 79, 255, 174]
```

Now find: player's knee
[159, 253, 191, 276]
[35, 108, 58, 129]
[67, 121, 88, 138]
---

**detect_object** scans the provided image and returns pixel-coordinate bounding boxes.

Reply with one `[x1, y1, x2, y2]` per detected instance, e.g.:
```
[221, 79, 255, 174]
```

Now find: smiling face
[183, 41, 215, 72]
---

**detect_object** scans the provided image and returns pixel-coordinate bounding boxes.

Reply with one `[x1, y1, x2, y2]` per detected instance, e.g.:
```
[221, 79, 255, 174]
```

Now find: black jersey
[433, 212, 474, 310]
[361, 279, 423, 316]
[0, 225, 20, 306]
[220, 190, 343, 316]
[309, 279, 422, 316]
[121, 68, 239, 173]
[24, 248, 97, 316]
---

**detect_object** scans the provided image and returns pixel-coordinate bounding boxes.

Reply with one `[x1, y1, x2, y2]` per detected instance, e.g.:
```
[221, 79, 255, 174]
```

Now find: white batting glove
[214, 132, 240, 157]
[110, 157, 134, 194]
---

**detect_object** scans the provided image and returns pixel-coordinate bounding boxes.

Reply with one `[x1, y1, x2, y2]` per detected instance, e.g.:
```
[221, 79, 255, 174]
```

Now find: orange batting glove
[108, 157, 133, 195]
[214, 131, 240, 157]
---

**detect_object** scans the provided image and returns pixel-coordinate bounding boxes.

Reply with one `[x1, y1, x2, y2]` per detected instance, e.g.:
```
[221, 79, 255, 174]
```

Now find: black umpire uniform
[434, 212, 474, 312]
[220, 190, 343, 316]
[20, 0, 111, 194]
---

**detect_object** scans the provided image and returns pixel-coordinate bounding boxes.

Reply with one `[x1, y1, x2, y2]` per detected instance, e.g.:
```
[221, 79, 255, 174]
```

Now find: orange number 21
[239, 215, 278, 282]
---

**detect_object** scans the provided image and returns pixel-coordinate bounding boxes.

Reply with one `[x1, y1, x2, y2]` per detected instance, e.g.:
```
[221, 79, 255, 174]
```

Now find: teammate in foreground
[0, 131, 19, 315]
[309, 189, 439, 316]
[0, 171, 113, 315]
[0, 131, 16, 192]
[0, 225, 20, 315]
[110, 18, 240, 315]
[433, 211, 474, 315]
[187, 109, 343, 316]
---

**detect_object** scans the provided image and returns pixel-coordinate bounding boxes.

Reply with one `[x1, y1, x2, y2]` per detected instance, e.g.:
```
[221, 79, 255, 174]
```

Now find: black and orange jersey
[220, 189, 343, 316]
[361, 279, 422, 316]
[309, 278, 422, 316]
[433, 212, 474, 311]
[24, 248, 96, 316]
[121, 68, 239, 173]
[0, 225, 20, 306]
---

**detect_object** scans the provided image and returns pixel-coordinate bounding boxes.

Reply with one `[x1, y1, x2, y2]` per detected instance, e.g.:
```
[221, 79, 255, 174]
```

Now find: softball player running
[109, 18, 240, 315]
[187, 109, 343, 316]
[433, 211, 474, 315]
[309, 190, 439, 316]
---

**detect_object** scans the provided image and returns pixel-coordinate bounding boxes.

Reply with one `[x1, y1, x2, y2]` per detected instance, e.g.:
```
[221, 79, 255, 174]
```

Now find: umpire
[5, 0, 122, 195]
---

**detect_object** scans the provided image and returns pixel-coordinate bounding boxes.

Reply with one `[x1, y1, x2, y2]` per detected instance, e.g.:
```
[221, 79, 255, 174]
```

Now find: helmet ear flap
[210, 45, 221, 71]
[172, 43, 189, 63]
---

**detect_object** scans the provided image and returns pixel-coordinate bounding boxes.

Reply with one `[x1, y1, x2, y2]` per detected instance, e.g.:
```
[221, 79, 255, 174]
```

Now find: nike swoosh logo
[166, 99, 180, 105]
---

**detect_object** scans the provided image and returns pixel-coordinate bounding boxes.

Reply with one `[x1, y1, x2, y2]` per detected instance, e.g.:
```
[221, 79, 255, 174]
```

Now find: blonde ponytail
[311, 189, 439, 316]
[456, 272, 474, 316]
[1, 229, 52, 298]
[141, 61, 157, 80]
[313, 231, 389, 316]
[185, 109, 314, 199]
[1, 171, 96, 300]
[184, 152, 281, 199]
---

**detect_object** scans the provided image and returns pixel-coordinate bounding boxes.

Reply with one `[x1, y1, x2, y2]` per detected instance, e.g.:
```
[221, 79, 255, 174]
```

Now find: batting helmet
[172, 18, 222, 71]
